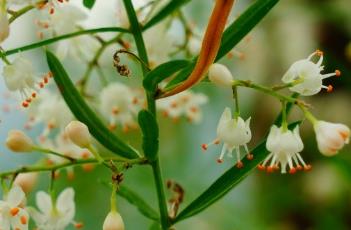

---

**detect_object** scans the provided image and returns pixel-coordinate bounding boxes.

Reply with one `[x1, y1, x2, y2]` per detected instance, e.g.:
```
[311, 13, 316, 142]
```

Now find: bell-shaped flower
[28, 188, 81, 230]
[0, 186, 29, 230]
[282, 50, 340, 96]
[103, 211, 125, 230]
[6, 130, 34, 153]
[208, 63, 234, 87]
[260, 125, 310, 174]
[314, 121, 350, 156]
[203, 107, 252, 167]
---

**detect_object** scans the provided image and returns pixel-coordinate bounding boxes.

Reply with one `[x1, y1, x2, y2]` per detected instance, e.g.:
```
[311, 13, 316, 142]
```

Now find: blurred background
[1, 0, 351, 229]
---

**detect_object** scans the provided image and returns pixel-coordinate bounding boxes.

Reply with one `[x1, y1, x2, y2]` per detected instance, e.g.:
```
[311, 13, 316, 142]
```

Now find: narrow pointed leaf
[143, 0, 191, 31]
[143, 60, 190, 92]
[46, 51, 139, 159]
[166, 0, 279, 88]
[174, 121, 300, 223]
[118, 186, 159, 221]
[83, 0, 96, 9]
[138, 110, 159, 162]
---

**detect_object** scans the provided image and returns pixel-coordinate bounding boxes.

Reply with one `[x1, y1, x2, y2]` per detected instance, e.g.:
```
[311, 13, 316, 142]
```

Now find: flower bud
[65, 121, 91, 148]
[0, 4, 9, 43]
[208, 63, 233, 87]
[14, 172, 38, 193]
[314, 121, 350, 156]
[103, 211, 125, 230]
[6, 130, 34, 152]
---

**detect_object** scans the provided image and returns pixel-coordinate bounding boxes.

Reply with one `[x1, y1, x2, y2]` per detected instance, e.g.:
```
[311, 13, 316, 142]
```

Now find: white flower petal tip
[208, 63, 234, 87]
[260, 125, 311, 174]
[314, 121, 350, 156]
[6, 130, 34, 152]
[282, 50, 341, 96]
[103, 211, 125, 230]
[203, 108, 252, 165]
[65, 121, 91, 148]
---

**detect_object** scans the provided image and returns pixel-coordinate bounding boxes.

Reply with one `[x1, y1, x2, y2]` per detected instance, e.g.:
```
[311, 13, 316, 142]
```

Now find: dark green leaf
[143, 60, 190, 92]
[83, 0, 96, 9]
[166, 0, 279, 88]
[143, 0, 191, 31]
[46, 51, 139, 159]
[138, 110, 159, 162]
[118, 186, 159, 221]
[174, 121, 301, 223]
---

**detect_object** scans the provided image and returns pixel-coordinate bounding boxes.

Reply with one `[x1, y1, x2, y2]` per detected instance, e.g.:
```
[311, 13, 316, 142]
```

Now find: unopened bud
[0, 7, 9, 43]
[103, 211, 125, 230]
[208, 63, 234, 87]
[65, 121, 91, 148]
[14, 172, 38, 193]
[6, 130, 34, 152]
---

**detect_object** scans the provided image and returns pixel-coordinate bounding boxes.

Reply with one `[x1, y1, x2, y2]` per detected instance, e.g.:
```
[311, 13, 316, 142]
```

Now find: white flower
[65, 121, 91, 148]
[314, 121, 350, 156]
[6, 130, 34, 152]
[0, 186, 29, 230]
[282, 50, 341, 96]
[99, 82, 141, 131]
[157, 90, 208, 123]
[14, 173, 38, 194]
[202, 107, 252, 167]
[0, 1, 9, 43]
[103, 211, 125, 230]
[28, 188, 79, 230]
[116, 0, 129, 28]
[208, 63, 234, 87]
[259, 125, 310, 174]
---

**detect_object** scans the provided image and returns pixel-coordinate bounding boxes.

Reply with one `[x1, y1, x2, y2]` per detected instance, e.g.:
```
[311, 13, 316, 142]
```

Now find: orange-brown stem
[159, 0, 235, 98]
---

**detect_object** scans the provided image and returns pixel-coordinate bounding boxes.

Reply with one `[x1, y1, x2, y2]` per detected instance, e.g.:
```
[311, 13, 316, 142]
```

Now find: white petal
[56, 188, 75, 214]
[36, 191, 52, 215]
[7, 186, 25, 207]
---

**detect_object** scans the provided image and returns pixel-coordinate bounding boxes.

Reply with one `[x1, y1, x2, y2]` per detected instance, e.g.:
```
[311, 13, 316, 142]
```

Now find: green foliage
[83, 0, 96, 9]
[46, 51, 139, 159]
[166, 0, 280, 88]
[118, 186, 159, 221]
[143, 0, 191, 30]
[174, 121, 301, 223]
[138, 110, 159, 162]
[143, 60, 190, 92]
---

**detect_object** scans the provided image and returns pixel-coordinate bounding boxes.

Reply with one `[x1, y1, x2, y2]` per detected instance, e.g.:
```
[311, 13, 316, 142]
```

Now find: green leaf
[46, 51, 139, 159]
[166, 0, 279, 88]
[149, 222, 162, 230]
[174, 121, 301, 223]
[143, 0, 191, 31]
[83, 0, 96, 9]
[138, 110, 159, 162]
[143, 60, 190, 92]
[118, 186, 159, 221]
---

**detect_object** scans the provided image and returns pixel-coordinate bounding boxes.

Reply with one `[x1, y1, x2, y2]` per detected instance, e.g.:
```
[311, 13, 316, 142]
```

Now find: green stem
[111, 182, 118, 212]
[151, 160, 170, 229]
[0, 157, 147, 178]
[33, 146, 76, 162]
[3, 27, 129, 56]
[281, 100, 288, 131]
[299, 104, 318, 125]
[232, 85, 240, 118]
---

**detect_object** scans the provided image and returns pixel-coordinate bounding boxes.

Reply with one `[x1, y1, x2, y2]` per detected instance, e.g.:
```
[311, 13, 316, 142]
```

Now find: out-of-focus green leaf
[83, 0, 96, 9]
[174, 121, 301, 223]
[166, 0, 279, 88]
[138, 110, 159, 162]
[143, 0, 191, 31]
[149, 221, 162, 230]
[143, 60, 190, 92]
[46, 51, 139, 159]
[118, 186, 159, 221]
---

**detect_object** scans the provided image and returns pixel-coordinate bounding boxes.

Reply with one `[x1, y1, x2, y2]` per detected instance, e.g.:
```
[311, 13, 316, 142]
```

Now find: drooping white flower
[208, 63, 234, 87]
[314, 121, 350, 156]
[28, 188, 81, 230]
[0, 1, 9, 43]
[202, 107, 252, 167]
[14, 173, 38, 194]
[282, 50, 341, 96]
[37, 3, 100, 61]
[0, 186, 29, 230]
[99, 82, 141, 131]
[157, 90, 208, 123]
[2, 57, 52, 107]
[103, 211, 125, 230]
[259, 125, 310, 174]
[65, 121, 91, 148]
